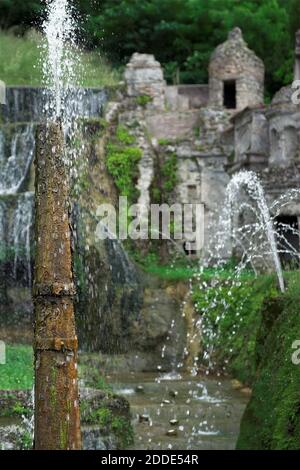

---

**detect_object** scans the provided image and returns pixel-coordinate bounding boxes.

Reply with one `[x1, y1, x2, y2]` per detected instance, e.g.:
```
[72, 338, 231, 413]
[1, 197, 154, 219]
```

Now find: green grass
[0, 29, 120, 87]
[0, 345, 33, 390]
[0, 345, 111, 392]
[144, 264, 199, 281]
[140, 257, 256, 283]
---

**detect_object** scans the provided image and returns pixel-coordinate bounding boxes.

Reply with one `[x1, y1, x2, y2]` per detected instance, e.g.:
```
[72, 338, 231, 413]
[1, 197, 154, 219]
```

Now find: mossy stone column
[33, 122, 81, 450]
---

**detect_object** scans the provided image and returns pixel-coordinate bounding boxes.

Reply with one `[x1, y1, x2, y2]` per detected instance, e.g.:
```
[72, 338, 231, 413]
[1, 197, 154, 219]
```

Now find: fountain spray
[225, 171, 285, 293]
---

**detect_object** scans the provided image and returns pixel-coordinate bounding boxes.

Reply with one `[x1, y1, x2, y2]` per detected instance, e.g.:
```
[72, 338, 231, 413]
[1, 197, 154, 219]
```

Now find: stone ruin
[209, 27, 264, 110]
[122, 28, 300, 262]
[124, 53, 166, 110]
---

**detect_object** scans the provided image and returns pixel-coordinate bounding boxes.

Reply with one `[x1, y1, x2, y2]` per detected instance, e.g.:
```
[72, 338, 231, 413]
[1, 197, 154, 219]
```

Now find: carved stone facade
[230, 95, 300, 200]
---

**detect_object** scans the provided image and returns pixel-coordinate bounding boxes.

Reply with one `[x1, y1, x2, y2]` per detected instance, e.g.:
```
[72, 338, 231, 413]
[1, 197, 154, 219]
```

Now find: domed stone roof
[210, 27, 264, 71]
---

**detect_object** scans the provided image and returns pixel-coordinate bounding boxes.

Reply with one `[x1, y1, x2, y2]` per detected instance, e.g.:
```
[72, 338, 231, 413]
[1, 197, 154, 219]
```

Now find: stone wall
[231, 107, 269, 172]
[165, 85, 209, 110]
[145, 111, 200, 140]
[230, 97, 300, 182]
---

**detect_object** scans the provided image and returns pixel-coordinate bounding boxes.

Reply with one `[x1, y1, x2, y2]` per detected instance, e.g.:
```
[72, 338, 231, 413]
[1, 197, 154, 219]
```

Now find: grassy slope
[0, 345, 33, 390]
[0, 30, 120, 87]
[192, 270, 300, 449]
[193, 273, 278, 384]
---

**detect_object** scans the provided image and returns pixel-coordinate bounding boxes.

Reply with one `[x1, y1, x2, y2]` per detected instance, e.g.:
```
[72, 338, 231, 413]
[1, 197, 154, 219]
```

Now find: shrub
[106, 125, 142, 204]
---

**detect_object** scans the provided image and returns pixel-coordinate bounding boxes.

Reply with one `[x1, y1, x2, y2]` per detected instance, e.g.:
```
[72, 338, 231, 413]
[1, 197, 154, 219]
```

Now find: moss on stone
[150, 152, 178, 205]
[193, 274, 278, 384]
[115, 125, 136, 145]
[111, 416, 134, 448]
[237, 272, 300, 449]
[0, 400, 31, 418]
[136, 95, 152, 107]
[161, 153, 178, 194]
[80, 391, 134, 449]
[106, 125, 142, 205]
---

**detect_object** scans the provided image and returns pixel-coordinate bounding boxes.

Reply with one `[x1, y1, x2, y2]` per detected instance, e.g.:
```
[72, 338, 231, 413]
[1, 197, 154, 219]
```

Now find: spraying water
[42, 0, 78, 122]
[224, 171, 285, 292]
[191, 170, 300, 376]
[41, 0, 89, 189]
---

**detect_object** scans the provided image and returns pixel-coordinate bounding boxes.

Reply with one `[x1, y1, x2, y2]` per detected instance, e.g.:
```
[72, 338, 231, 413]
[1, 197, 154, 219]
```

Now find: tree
[0, 0, 296, 94]
[0, 0, 42, 29]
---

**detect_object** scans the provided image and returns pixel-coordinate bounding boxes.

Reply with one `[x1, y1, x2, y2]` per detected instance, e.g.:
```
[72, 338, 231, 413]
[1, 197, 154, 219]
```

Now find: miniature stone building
[209, 27, 265, 110]
[124, 53, 166, 110]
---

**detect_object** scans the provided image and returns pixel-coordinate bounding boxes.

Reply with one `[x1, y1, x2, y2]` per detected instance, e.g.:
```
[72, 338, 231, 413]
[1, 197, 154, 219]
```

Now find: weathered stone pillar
[294, 30, 300, 81]
[124, 53, 166, 110]
[33, 122, 81, 450]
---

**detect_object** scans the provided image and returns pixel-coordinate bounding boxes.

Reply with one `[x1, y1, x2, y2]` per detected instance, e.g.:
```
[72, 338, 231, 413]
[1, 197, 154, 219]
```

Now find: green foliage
[16, 431, 33, 450]
[89, 407, 113, 428]
[79, 365, 112, 392]
[82, 404, 134, 448]
[12, 402, 31, 417]
[162, 153, 178, 194]
[0, 1, 296, 94]
[116, 125, 136, 145]
[0, 1, 42, 30]
[193, 274, 278, 384]
[151, 152, 178, 205]
[288, 0, 300, 38]
[237, 272, 300, 449]
[136, 94, 153, 107]
[0, 29, 120, 87]
[78, 0, 295, 94]
[130, 250, 200, 279]
[145, 264, 198, 281]
[0, 345, 33, 390]
[158, 139, 173, 146]
[0, 400, 31, 418]
[106, 126, 142, 204]
[112, 416, 134, 447]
